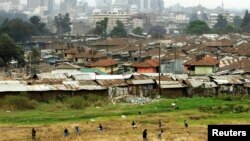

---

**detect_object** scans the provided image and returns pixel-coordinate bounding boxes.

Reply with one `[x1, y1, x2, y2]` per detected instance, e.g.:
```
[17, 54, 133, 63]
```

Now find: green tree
[54, 13, 72, 34]
[241, 10, 250, 32]
[29, 16, 49, 35]
[94, 17, 108, 37]
[225, 24, 240, 33]
[186, 20, 210, 35]
[132, 27, 143, 35]
[190, 13, 198, 21]
[214, 14, 228, 31]
[233, 16, 243, 27]
[0, 18, 31, 42]
[27, 47, 40, 74]
[0, 34, 24, 67]
[110, 20, 127, 37]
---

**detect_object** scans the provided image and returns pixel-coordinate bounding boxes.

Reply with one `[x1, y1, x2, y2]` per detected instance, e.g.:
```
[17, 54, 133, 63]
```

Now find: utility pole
[29, 51, 32, 76]
[158, 43, 161, 96]
[174, 44, 177, 74]
[139, 43, 142, 62]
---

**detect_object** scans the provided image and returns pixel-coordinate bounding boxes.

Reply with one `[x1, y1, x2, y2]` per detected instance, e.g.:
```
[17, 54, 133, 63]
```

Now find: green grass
[0, 97, 249, 125]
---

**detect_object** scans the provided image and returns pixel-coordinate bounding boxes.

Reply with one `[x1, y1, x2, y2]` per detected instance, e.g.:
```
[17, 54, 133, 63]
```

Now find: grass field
[0, 96, 249, 141]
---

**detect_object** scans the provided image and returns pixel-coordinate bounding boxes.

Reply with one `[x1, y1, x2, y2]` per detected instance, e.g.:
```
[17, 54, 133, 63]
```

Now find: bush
[65, 96, 86, 109]
[199, 104, 249, 113]
[83, 94, 108, 106]
[64, 95, 108, 109]
[2, 95, 38, 111]
[45, 101, 67, 112]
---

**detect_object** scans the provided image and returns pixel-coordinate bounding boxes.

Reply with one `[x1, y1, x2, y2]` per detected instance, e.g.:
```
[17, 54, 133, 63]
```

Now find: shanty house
[86, 58, 118, 74]
[183, 55, 219, 75]
[131, 59, 159, 73]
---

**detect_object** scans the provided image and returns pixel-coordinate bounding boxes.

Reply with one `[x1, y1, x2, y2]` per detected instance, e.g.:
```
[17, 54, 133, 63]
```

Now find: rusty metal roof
[211, 75, 244, 85]
[156, 80, 186, 89]
[96, 79, 128, 87]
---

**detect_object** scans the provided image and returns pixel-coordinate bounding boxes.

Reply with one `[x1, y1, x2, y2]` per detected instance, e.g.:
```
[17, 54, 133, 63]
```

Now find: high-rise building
[27, 0, 40, 11]
[60, 0, 77, 13]
[28, 0, 54, 14]
[91, 10, 131, 32]
[112, 0, 129, 10]
[0, 0, 20, 4]
[96, 0, 112, 10]
[151, 0, 164, 13]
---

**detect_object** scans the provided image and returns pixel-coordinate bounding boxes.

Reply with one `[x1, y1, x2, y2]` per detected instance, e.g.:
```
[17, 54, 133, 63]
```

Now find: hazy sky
[20, 0, 250, 9]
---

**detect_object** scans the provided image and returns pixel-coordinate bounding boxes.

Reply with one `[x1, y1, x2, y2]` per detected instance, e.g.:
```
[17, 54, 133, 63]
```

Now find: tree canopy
[0, 34, 24, 67]
[132, 27, 143, 35]
[110, 20, 127, 37]
[241, 10, 250, 32]
[29, 16, 49, 36]
[186, 20, 210, 35]
[214, 14, 228, 30]
[0, 18, 32, 42]
[94, 17, 108, 37]
[0, 16, 49, 42]
[233, 16, 243, 27]
[54, 13, 72, 34]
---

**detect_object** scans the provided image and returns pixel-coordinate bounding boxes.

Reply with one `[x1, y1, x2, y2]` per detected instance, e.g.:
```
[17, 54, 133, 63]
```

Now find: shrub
[199, 104, 249, 113]
[65, 96, 86, 109]
[2, 95, 38, 111]
[45, 101, 67, 111]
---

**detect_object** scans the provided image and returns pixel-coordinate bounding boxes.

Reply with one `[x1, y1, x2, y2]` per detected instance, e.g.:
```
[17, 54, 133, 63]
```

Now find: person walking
[184, 120, 188, 128]
[98, 124, 103, 132]
[142, 129, 147, 141]
[64, 128, 69, 137]
[157, 129, 164, 140]
[75, 126, 80, 135]
[31, 128, 36, 140]
[158, 120, 162, 128]
[131, 121, 137, 129]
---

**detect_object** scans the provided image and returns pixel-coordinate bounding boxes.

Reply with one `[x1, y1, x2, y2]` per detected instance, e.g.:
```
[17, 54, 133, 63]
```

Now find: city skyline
[18, 0, 250, 9]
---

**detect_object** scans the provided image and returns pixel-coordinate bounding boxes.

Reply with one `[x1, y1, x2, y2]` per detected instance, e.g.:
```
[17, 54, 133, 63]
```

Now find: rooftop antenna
[221, 0, 224, 15]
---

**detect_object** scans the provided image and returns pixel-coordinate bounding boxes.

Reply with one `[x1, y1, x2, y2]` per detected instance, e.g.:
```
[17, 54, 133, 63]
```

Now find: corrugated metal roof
[186, 79, 217, 88]
[0, 81, 22, 84]
[172, 74, 188, 80]
[96, 79, 128, 87]
[36, 73, 68, 80]
[211, 75, 244, 84]
[95, 75, 125, 80]
[156, 81, 186, 89]
[71, 74, 95, 80]
[128, 79, 155, 85]
[0, 84, 27, 92]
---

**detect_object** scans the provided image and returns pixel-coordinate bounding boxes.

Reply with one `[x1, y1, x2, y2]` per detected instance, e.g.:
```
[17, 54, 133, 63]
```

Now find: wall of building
[195, 66, 214, 75]
[137, 67, 156, 73]
[161, 88, 186, 98]
[92, 66, 118, 74]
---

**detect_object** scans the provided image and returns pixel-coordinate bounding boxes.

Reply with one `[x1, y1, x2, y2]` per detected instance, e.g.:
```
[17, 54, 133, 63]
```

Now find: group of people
[140, 120, 189, 141]
[31, 126, 81, 140]
[31, 120, 189, 140]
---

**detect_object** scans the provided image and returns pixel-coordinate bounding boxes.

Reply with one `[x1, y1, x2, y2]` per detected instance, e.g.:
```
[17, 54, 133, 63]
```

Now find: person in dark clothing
[131, 121, 137, 129]
[142, 129, 147, 141]
[32, 128, 36, 140]
[158, 120, 162, 128]
[64, 128, 69, 137]
[99, 124, 103, 132]
[158, 129, 164, 140]
[75, 126, 80, 135]
[184, 120, 188, 128]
